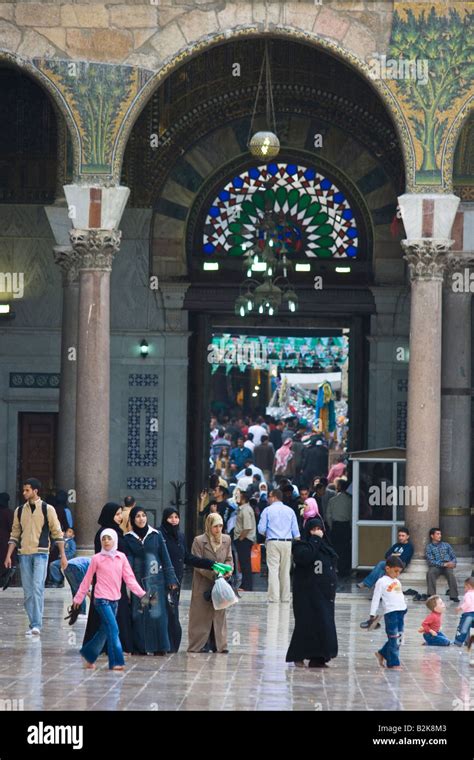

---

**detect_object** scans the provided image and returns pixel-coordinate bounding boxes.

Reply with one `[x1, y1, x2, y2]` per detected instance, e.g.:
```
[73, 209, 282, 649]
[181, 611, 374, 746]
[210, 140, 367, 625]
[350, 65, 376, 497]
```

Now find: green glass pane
[288, 188, 300, 210]
[314, 224, 335, 236]
[241, 200, 258, 217]
[276, 186, 287, 209]
[314, 236, 335, 248]
[229, 246, 244, 256]
[264, 188, 275, 207]
[313, 212, 329, 225]
[228, 222, 244, 233]
[305, 202, 323, 219]
[297, 194, 311, 212]
[252, 192, 265, 211]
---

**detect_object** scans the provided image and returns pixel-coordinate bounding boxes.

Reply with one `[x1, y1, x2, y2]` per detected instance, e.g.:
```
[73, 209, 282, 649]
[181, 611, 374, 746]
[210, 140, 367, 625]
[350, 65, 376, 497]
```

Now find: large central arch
[114, 26, 414, 189]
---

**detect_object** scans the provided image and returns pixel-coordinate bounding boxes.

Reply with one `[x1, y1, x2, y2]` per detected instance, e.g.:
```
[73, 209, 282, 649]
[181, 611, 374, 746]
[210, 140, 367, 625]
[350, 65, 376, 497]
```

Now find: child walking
[453, 577, 474, 647]
[369, 556, 407, 670]
[418, 596, 451, 646]
[73, 528, 146, 671]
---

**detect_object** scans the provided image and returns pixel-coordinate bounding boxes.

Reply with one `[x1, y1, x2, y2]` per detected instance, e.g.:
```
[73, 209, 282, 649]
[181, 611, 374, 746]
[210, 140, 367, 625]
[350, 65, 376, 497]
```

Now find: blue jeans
[64, 561, 89, 615]
[48, 559, 64, 586]
[80, 599, 124, 669]
[423, 631, 451, 646]
[379, 610, 406, 667]
[454, 612, 474, 646]
[19, 553, 49, 630]
[362, 560, 386, 588]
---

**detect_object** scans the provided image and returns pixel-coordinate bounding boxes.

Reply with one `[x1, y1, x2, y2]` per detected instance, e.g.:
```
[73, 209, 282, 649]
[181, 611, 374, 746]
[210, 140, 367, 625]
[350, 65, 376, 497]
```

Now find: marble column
[70, 229, 121, 548]
[53, 246, 80, 495]
[401, 240, 451, 559]
[441, 254, 473, 557]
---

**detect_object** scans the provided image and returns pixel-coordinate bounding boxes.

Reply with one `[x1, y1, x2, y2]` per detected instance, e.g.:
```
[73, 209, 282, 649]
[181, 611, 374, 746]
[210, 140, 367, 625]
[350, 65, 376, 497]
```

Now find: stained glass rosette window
[202, 163, 358, 259]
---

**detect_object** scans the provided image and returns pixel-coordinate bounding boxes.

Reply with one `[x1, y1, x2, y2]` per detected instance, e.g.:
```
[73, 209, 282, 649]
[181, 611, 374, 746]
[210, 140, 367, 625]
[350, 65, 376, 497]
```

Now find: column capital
[69, 229, 122, 271]
[53, 246, 80, 286]
[401, 239, 453, 281]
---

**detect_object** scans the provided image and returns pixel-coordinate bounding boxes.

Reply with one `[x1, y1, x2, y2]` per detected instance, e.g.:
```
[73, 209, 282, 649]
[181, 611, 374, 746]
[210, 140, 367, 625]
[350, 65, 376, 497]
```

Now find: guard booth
[349, 448, 407, 569]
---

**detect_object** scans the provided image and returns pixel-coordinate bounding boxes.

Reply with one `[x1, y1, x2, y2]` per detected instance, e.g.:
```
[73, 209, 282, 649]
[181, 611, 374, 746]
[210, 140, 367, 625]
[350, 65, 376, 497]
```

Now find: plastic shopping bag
[211, 576, 239, 611]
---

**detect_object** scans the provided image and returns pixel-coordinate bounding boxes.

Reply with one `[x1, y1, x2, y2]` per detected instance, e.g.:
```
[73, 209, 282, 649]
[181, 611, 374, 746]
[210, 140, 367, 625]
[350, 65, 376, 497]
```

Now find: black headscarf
[98, 502, 123, 533]
[0, 492, 10, 509]
[129, 506, 149, 539]
[160, 508, 180, 541]
[55, 490, 68, 508]
[303, 517, 326, 541]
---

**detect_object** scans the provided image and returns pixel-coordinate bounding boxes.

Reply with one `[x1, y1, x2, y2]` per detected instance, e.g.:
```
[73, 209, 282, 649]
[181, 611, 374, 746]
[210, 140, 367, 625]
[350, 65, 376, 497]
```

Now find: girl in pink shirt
[73, 529, 146, 670]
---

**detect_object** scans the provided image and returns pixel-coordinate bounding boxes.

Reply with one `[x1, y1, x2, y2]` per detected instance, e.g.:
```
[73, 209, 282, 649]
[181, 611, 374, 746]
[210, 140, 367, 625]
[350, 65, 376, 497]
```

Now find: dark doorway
[17, 413, 58, 502]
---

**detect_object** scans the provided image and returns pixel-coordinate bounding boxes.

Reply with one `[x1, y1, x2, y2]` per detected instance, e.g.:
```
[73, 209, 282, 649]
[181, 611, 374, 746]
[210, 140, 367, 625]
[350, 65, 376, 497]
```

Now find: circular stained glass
[202, 162, 359, 259]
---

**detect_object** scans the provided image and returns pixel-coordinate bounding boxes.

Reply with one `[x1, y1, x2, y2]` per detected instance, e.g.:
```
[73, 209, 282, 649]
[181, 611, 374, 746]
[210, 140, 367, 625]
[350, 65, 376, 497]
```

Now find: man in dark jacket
[253, 435, 275, 482]
[301, 438, 329, 485]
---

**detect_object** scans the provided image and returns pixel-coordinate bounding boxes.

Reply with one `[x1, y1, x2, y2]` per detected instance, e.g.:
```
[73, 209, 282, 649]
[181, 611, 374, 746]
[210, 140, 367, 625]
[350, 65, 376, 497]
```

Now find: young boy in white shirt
[368, 556, 407, 670]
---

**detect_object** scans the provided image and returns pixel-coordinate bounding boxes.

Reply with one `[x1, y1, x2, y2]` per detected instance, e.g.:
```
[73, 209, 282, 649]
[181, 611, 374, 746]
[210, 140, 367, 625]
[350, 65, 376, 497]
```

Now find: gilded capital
[69, 229, 122, 271]
[401, 239, 453, 282]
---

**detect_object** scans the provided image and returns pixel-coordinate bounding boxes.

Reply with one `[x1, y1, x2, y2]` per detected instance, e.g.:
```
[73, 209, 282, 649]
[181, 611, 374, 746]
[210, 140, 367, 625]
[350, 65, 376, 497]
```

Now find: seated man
[358, 527, 413, 589]
[47, 527, 77, 587]
[426, 527, 459, 602]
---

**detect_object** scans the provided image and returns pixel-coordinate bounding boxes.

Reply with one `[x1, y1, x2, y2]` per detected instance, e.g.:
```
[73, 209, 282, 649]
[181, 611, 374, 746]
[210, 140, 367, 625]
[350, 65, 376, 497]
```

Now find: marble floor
[0, 588, 472, 711]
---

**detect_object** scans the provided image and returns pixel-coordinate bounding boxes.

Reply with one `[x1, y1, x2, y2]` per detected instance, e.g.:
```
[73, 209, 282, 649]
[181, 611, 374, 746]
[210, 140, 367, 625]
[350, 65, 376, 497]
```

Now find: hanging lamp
[248, 41, 280, 159]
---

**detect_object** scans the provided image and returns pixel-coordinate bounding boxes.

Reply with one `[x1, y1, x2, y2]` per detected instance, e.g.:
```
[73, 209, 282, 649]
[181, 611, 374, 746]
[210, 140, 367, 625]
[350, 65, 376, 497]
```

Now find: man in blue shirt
[258, 488, 300, 603]
[426, 527, 459, 601]
[357, 527, 413, 589]
[231, 438, 253, 471]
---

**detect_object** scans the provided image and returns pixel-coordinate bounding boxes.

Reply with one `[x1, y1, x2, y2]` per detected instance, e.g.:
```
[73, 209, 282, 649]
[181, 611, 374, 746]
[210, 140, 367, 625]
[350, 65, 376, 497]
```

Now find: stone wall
[0, 1, 391, 64]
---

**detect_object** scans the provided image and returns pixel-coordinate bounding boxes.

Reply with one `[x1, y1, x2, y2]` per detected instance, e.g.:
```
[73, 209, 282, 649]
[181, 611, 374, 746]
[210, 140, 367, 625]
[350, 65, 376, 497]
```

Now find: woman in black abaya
[82, 502, 133, 654]
[286, 517, 338, 668]
[159, 507, 214, 652]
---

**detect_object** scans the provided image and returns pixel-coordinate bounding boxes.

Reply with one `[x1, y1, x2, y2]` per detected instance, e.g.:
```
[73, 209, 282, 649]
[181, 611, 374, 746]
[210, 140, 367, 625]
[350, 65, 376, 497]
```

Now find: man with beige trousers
[258, 488, 300, 602]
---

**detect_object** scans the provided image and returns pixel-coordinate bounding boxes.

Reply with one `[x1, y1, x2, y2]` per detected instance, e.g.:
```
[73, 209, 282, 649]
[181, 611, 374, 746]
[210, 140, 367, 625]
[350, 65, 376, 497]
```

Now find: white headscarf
[100, 528, 118, 558]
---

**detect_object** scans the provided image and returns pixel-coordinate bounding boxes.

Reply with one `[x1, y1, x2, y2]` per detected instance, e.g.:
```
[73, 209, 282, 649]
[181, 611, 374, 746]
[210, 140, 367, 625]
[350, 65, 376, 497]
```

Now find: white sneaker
[31, 627, 41, 635]
[25, 629, 33, 636]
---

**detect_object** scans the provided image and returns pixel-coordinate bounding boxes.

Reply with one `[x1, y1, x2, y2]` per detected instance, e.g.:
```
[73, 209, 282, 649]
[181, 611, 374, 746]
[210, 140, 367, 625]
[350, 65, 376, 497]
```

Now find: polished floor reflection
[0, 588, 471, 711]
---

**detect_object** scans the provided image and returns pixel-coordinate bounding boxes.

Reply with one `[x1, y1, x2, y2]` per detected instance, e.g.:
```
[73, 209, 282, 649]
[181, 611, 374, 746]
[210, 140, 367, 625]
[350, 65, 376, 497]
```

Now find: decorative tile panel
[126, 477, 157, 490]
[128, 373, 159, 387]
[10, 373, 60, 389]
[127, 396, 158, 467]
[396, 401, 407, 448]
[397, 378, 408, 393]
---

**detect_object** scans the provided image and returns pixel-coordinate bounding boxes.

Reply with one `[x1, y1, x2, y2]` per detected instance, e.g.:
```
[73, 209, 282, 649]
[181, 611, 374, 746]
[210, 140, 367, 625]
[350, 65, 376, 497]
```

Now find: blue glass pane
[334, 192, 345, 203]
[346, 246, 357, 257]
[249, 168, 260, 179]
[304, 168, 316, 180]
[286, 164, 297, 175]
[347, 227, 358, 239]
[209, 206, 220, 218]
[267, 163, 278, 175]
[320, 178, 332, 190]
[204, 243, 215, 254]
[233, 177, 244, 189]
[342, 209, 353, 220]
[218, 190, 231, 201]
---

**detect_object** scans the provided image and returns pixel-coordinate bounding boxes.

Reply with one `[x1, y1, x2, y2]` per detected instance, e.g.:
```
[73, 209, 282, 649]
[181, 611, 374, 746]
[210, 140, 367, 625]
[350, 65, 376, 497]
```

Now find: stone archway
[443, 100, 474, 195]
[114, 26, 414, 189]
[0, 50, 81, 182]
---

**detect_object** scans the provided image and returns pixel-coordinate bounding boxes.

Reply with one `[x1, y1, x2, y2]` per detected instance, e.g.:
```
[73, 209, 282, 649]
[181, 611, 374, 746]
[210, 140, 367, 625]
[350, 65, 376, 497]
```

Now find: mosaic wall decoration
[203, 162, 359, 260]
[126, 477, 157, 490]
[10, 373, 60, 389]
[127, 396, 158, 468]
[128, 374, 159, 387]
[396, 401, 407, 448]
[35, 60, 152, 176]
[388, 3, 474, 187]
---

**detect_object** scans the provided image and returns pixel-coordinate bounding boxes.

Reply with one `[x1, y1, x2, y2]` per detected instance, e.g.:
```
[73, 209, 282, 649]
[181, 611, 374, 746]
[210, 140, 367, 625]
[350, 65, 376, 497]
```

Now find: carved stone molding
[53, 246, 80, 286]
[69, 229, 122, 271]
[401, 239, 454, 282]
